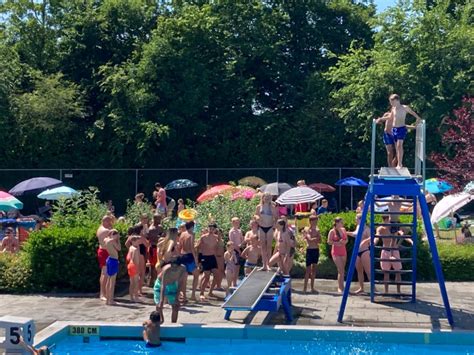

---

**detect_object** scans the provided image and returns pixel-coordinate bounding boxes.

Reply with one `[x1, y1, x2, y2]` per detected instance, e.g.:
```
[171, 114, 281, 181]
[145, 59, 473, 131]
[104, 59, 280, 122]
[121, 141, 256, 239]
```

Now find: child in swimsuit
[127, 236, 140, 301]
[224, 241, 239, 295]
[143, 311, 161, 348]
[241, 236, 261, 276]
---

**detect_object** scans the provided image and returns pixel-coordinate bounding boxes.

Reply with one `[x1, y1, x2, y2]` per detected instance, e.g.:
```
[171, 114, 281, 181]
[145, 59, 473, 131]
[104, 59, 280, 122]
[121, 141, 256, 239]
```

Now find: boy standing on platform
[388, 94, 422, 169]
[376, 110, 397, 167]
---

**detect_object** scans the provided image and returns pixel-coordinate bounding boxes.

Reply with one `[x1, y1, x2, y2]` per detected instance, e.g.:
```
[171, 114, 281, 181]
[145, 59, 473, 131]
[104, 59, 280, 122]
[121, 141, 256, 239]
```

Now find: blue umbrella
[37, 186, 78, 200]
[165, 179, 198, 190]
[425, 178, 453, 194]
[9, 177, 63, 196]
[335, 177, 369, 210]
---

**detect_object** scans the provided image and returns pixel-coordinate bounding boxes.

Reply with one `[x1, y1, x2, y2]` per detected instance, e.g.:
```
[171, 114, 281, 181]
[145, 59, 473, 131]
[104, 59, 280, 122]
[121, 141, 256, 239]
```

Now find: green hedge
[1, 210, 473, 293]
[438, 243, 474, 281]
[0, 253, 33, 293]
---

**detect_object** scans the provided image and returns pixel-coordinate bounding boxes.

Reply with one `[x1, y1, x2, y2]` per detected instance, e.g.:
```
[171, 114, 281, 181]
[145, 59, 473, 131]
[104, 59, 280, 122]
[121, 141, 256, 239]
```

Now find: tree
[325, 0, 474, 165]
[430, 97, 473, 191]
[11, 72, 86, 166]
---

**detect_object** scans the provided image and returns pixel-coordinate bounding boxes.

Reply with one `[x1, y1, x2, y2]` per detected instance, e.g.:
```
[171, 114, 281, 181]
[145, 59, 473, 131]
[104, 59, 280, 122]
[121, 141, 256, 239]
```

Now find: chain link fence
[0, 167, 440, 215]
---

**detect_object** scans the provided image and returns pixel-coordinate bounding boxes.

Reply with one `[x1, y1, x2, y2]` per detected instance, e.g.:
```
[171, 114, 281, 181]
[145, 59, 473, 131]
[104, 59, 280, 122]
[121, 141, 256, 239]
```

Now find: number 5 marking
[10, 327, 20, 345]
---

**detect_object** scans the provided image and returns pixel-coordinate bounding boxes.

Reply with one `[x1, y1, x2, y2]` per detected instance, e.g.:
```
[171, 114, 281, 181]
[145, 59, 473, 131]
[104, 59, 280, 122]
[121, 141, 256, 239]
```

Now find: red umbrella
[197, 184, 236, 203]
[309, 182, 336, 193]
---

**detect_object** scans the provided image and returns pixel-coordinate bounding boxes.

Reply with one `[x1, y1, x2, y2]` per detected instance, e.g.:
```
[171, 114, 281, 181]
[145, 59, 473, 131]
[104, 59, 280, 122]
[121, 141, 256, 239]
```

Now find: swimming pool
[36, 323, 474, 355]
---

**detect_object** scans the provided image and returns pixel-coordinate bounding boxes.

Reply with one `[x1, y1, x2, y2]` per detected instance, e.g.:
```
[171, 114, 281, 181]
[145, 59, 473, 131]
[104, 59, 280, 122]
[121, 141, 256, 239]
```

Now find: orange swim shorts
[128, 262, 138, 277]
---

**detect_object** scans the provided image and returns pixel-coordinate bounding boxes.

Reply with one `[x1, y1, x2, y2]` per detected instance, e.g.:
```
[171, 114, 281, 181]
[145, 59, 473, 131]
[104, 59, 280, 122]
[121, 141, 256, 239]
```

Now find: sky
[375, 0, 398, 13]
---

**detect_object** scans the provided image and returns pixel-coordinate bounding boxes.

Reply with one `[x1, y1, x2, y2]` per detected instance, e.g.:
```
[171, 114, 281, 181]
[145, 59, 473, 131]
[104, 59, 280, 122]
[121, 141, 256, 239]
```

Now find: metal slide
[222, 268, 277, 310]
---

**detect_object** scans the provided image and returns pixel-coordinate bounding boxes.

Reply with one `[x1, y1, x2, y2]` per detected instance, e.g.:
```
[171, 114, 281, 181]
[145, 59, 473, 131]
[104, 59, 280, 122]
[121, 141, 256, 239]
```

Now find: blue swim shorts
[106, 257, 119, 277]
[177, 253, 197, 273]
[383, 132, 395, 145]
[392, 126, 407, 141]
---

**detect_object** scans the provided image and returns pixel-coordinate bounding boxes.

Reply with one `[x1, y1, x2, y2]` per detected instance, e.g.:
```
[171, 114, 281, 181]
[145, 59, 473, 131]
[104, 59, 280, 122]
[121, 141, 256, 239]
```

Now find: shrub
[437, 243, 474, 281]
[21, 224, 130, 292]
[51, 187, 108, 228]
[194, 195, 260, 238]
[0, 253, 33, 293]
[22, 225, 99, 292]
[125, 199, 154, 225]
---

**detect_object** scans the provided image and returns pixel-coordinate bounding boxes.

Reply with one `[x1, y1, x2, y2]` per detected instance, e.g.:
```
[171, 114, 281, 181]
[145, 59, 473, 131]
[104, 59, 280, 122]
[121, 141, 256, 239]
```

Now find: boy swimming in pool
[143, 311, 161, 348]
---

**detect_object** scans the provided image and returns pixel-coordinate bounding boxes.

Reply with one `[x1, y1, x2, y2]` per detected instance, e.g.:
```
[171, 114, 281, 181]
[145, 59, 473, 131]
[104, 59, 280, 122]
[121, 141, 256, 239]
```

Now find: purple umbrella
[9, 177, 63, 196]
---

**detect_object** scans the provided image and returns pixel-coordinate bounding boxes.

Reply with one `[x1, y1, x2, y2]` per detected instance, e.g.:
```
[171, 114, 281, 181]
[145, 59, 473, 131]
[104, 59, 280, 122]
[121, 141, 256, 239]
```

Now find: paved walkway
[1, 280, 473, 332]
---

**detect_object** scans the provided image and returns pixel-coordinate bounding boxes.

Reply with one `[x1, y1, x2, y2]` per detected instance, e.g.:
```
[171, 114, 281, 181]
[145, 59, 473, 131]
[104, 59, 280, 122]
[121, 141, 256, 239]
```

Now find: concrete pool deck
[1, 280, 473, 333]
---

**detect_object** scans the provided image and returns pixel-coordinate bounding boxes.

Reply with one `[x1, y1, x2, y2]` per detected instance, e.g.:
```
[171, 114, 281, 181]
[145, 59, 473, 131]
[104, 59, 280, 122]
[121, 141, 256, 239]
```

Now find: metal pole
[276, 168, 279, 183]
[338, 168, 342, 212]
[206, 169, 209, 187]
[59, 169, 63, 181]
[135, 169, 138, 195]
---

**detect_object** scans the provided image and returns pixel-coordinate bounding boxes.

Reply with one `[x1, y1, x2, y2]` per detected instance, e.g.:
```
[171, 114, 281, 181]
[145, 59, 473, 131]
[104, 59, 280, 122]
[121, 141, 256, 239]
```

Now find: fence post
[276, 168, 279, 183]
[338, 168, 342, 212]
[59, 169, 63, 181]
[206, 169, 209, 187]
[135, 169, 138, 195]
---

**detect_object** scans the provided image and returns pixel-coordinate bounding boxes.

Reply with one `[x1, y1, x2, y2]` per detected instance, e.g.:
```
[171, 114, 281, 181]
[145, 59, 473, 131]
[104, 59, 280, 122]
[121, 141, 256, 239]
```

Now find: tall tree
[325, 0, 473, 165]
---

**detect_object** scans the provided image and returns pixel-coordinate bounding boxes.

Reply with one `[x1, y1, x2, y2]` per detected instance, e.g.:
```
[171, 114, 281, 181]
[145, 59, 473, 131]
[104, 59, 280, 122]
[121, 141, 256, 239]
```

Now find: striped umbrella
[0, 191, 24, 212]
[276, 186, 323, 205]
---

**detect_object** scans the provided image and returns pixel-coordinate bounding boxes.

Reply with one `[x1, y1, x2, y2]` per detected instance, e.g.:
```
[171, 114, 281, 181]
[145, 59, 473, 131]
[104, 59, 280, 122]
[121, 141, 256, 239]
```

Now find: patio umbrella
[430, 192, 473, 224]
[276, 186, 323, 205]
[238, 176, 267, 188]
[9, 177, 63, 197]
[0, 191, 23, 211]
[308, 182, 336, 193]
[37, 186, 78, 200]
[259, 182, 293, 196]
[196, 184, 236, 203]
[165, 179, 198, 190]
[335, 177, 369, 210]
[232, 187, 256, 200]
[425, 178, 453, 194]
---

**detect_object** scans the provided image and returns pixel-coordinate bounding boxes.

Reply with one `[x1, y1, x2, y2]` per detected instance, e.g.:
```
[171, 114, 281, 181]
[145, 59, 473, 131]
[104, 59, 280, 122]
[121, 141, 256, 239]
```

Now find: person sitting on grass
[241, 235, 261, 276]
[104, 229, 121, 305]
[143, 311, 161, 348]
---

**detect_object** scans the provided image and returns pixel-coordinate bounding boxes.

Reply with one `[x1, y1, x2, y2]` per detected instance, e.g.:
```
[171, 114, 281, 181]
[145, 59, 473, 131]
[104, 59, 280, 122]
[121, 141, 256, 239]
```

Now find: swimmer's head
[149, 310, 161, 323]
[389, 94, 400, 106]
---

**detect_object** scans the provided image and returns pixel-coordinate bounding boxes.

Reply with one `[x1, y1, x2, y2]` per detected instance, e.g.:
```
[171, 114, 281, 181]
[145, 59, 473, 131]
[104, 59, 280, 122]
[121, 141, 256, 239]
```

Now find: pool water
[52, 337, 474, 354]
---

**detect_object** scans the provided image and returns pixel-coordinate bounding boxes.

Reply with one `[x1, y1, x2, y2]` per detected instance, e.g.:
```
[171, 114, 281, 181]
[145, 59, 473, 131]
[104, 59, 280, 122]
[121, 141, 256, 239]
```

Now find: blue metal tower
[337, 120, 454, 326]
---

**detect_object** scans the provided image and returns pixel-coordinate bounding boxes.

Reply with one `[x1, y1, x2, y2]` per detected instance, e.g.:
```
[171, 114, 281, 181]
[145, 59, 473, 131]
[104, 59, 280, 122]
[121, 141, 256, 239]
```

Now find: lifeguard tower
[338, 120, 454, 326]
